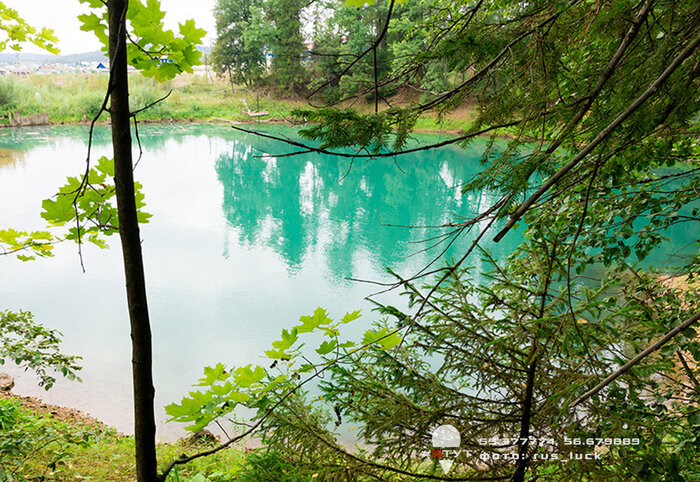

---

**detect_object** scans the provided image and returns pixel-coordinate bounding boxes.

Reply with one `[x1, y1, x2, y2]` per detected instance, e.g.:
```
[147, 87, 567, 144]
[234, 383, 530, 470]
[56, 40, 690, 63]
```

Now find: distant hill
[0, 46, 211, 66]
[0, 51, 107, 65]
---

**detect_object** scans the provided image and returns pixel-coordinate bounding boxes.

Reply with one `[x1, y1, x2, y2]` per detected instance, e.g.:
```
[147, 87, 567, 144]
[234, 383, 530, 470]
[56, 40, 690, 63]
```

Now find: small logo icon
[432, 424, 460, 474]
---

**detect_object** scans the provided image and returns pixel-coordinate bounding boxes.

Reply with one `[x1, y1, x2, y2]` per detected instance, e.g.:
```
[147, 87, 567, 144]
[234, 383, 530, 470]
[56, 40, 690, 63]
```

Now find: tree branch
[571, 311, 700, 407]
[494, 31, 700, 242]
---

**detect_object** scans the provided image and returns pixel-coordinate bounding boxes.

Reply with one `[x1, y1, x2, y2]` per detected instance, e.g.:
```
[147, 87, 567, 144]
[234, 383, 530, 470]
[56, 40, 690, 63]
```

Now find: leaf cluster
[0, 2, 58, 54]
[166, 305, 409, 451]
[0, 310, 82, 390]
[0, 397, 108, 481]
[1, 156, 152, 261]
[78, 0, 205, 81]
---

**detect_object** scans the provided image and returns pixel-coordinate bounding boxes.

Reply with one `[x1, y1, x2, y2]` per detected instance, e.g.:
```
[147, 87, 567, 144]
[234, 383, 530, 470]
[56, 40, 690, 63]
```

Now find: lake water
[0, 123, 521, 440]
[1, 124, 695, 441]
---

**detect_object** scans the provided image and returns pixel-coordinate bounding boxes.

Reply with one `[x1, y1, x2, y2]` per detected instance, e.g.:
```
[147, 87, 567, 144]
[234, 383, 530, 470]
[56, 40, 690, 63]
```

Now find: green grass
[412, 114, 472, 132]
[0, 73, 305, 124]
[0, 73, 479, 132]
[0, 397, 249, 481]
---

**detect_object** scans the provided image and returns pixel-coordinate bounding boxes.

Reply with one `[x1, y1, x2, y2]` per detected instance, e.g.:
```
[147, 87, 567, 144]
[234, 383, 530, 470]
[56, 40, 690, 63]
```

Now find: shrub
[0, 78, 17, 110]
[0, 398, 106, 481]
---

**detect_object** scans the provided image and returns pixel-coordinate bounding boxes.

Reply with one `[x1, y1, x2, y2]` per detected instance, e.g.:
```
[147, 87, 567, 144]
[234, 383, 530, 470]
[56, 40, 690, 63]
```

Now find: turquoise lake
[0, 124, 694, 440]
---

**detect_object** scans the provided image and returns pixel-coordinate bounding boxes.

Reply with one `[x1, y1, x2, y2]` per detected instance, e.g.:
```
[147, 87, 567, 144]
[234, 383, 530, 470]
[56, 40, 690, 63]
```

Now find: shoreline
[1, 388, 113, 433]
[0, 109, 560, 141]
[0, 115, 468, 136]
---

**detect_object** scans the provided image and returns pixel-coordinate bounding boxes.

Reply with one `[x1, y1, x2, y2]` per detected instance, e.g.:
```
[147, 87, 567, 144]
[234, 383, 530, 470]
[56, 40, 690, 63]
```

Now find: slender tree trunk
[108, 1, 159, 480]
[513, 350, 537, 482]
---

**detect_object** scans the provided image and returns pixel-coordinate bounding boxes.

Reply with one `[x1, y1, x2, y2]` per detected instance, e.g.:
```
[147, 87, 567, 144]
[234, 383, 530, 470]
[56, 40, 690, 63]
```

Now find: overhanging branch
[571, 311, 700, 407]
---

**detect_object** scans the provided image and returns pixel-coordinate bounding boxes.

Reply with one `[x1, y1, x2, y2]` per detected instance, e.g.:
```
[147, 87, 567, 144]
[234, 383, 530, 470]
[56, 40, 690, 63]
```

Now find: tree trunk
[513, 346, 537, 482]
[108, 1, 159, 480]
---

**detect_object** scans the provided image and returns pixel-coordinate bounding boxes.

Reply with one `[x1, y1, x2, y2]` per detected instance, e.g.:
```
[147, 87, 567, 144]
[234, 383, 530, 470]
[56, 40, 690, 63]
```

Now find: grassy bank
[0, 73, 305, 124]
[0, 73, 475, 132]
[0, 395, 279, 481]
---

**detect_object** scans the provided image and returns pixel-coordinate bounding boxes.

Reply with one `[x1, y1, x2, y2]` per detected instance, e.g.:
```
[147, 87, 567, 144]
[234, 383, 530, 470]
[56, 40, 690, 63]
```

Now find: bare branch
[130, 89, 172, 116]
[308, 0, 396, 98]
[571, 311, 700, 407]
[231, 118, 523, 159]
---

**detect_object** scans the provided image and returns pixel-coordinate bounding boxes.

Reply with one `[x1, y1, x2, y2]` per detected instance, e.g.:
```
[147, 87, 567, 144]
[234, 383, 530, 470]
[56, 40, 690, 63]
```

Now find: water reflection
[214, 129, 513, 281]
[0, 147, 24, 168]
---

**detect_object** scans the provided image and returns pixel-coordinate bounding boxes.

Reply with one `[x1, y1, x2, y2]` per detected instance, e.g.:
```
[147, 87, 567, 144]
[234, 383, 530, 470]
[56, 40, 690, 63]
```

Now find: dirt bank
[1, 389, 111, 431]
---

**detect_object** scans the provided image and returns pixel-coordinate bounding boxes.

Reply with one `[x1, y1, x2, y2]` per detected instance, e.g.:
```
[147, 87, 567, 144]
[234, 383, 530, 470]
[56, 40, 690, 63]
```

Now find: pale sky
[3, 0, 217, 54]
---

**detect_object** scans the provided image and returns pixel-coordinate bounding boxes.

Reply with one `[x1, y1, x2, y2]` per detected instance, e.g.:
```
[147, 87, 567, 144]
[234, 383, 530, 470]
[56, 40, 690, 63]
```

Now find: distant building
[37, 65, 56, 74]
[54, 65, 75, 74]
[9, 68, 31, 77]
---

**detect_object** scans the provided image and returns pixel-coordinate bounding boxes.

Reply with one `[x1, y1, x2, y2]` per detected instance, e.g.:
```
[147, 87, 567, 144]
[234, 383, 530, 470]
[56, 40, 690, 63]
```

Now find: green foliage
[0, 228, 54, 261]
[0, 2, 58, 114]
[0, 398, 109, 481]
[212, 0, 307, 92]
[0, 399, 249, 482]
[0, 77, 16, 110]
[234, 450, 307, 481]
[292, 107, 418, 152]
[1, 156, 151, 259]
[308, 0, 401, 101]
[211, 0, 273, 86]
[346, 0, 407, 6]
[0, 310, 82, 390]
[267, 0, 306, 92]
[0, 398, 128, 482]
[296, 0, 700, 168]
[0, 3, 58, 54]
[41, 155, 151, 249]
[78, 0, 205, 81]
[212, 0, 394, 95]
[166, 307, 418, 436]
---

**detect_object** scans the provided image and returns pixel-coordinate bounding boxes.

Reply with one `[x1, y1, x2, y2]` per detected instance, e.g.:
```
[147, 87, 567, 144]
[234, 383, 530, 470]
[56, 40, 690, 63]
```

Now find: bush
[0, 78, 17, 110]
[0, 398, 106, 481]
[235, 450, 308, 482]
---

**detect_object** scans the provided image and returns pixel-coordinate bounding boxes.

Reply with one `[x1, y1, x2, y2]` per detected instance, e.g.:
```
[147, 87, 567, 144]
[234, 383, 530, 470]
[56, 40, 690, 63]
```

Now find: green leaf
[228, 392, 250, 403]
[179, 19, 206, 44]
[196, 363, 229, 386]
[689, 412, 700, 427]
[297, 308, 333, 333]
[316, 339, 338, 355]
[341, 310, 362, 324]
[95, 156, 114, 176]
[362, 328, 402, 350]
[79, 0, 106, 8]
[265, 349, 289, 359]
[272, 328, 298, 351]
[233, 365, 266, 388]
